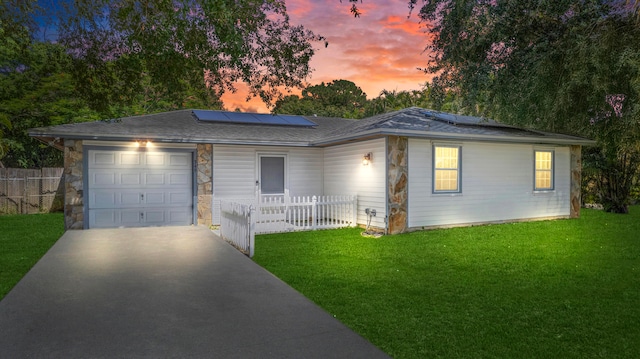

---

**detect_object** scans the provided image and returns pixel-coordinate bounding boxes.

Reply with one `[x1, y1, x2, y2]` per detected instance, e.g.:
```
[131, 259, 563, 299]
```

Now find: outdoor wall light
[134, 140, 153, 148]
[362, 152, 372, 165]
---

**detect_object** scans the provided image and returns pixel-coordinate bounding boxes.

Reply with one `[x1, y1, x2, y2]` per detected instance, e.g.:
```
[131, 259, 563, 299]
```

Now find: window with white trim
[433, 145, 461, 193]
[534, 150, 554, 190]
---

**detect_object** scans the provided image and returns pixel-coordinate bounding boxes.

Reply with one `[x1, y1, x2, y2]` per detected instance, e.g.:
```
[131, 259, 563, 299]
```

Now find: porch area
[218, 194, 357, 257]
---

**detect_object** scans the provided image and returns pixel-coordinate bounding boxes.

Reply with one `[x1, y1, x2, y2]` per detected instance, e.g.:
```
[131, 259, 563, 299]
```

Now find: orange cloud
[382, 15, 426, 36]
[221, 0, 435, 113]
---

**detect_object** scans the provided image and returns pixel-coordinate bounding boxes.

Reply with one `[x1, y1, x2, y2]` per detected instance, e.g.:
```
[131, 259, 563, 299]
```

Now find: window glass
[434, 146, 460, 192]
[534, 151, 554, 190]
[260, 156, 285, 194]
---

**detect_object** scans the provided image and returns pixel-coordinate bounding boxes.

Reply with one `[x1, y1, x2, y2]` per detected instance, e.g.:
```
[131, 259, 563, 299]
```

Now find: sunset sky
[222, 0, 434, 112]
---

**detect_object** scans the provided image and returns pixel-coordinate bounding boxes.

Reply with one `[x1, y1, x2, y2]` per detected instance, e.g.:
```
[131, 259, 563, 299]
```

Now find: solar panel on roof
[280, 115, 315, 126]
[254, 113, 289, 125]
[192, 110, 317, 127]
[420, 109, 498, 126]
[224, 111, 260, 123]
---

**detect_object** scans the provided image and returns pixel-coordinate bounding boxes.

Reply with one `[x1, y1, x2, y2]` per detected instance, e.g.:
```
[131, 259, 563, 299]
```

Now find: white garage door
[87, 148, 194, 228]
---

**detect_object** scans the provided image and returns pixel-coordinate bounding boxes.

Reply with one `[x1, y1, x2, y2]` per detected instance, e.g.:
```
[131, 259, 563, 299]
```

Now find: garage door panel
[90, 170, 141, 188]
[169, 192, 191, 205]
[90, 151, 143, 168]
[90, 189, 191, 208]
[144, 210, 165, 224]
[92, 172, 116, 186]
[145, 173, 166, 185]
[90, 210, 117, 228]
[169, 173, 190, 185]
[90, 190, 140, 208]
[90, 209, 143, 228]
[87, 148, 194, 228]
[144, 192, 165, 204]
[90, 208, 192, 228]
[121, 209, 144, 225]
[167, 208, 191, 223]
[92, 192, 116, 208]
[145, 153, 166, 166]
[121, 192, 143, 206]
[168, 153, 191, 167]
[121, 173, 142, 185]
[144, 152, 191, 168]
[120, 153, 142, 166]
[91, 171, 191, 188]
[93, 152, 116, 165]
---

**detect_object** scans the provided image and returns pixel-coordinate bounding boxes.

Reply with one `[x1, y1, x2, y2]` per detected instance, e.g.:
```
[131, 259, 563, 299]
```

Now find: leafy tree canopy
[365, 87, 440, 117]
[50, 0, 325, 112]
[274, 80, 367, 118]
[0, 40, 101, 168]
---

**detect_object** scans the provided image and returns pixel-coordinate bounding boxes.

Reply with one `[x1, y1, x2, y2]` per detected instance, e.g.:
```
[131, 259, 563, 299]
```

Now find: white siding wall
[408, 139, 571, 228]
[323, 138, 387, 228]
[212, 145, 323, 224]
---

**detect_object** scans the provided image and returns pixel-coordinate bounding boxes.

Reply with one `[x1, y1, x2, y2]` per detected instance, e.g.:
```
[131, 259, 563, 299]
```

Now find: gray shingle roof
[29, 107, 595, 147]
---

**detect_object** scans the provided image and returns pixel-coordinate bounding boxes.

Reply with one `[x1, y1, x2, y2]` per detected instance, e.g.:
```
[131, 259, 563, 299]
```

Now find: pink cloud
[223, 0, 433, 113]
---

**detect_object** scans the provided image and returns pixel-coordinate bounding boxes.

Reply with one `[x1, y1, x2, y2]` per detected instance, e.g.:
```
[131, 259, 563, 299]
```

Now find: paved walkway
[0, 226, 389, 358]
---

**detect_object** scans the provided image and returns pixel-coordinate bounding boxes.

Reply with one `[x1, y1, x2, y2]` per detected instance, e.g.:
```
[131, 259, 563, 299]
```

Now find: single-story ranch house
[29, 107, 595, 234]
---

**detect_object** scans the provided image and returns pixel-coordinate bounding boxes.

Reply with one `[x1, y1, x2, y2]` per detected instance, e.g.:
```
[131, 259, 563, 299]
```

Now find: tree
[274, 80, 368, 118]
[0, 13, 41, 166]
[49, 0, 325, 113]
[413, 0, 640, 213]
[0, 40, 102, 168]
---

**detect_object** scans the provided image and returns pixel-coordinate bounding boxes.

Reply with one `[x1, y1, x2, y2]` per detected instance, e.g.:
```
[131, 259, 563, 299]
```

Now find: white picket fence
[256, 195, 357, 233]
[219, 201, 256, 257]
[219, 194, 356, 257]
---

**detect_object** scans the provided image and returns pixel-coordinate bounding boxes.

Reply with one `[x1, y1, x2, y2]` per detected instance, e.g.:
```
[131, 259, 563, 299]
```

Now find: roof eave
[28, 131, 313, 147]
[313, 129, 597, 146]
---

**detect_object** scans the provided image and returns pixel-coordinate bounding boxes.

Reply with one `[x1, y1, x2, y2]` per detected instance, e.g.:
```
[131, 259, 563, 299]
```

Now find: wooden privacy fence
[0, 168, 64, 214]
[219, 194, 356, 257]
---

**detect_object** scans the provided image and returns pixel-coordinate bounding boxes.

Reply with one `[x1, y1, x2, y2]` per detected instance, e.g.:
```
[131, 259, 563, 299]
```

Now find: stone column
[64, 139, 84, 229]
[570, 145, 582, 218]
[387, 136, 408, 234]
[197, 144, 213, 226]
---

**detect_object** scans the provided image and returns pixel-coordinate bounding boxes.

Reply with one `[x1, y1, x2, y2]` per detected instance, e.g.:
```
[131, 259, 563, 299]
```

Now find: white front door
[87, 148, 194, 228]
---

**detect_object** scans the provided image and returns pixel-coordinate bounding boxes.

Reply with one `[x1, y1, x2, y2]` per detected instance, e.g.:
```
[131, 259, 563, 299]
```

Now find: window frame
[432, 144, 462, 194]
[534, 149, 555, 191]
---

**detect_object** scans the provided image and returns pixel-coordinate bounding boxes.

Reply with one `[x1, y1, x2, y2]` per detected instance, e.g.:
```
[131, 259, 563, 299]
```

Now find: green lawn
[0, 213, 65, 300]
[254, 208, 640, 359]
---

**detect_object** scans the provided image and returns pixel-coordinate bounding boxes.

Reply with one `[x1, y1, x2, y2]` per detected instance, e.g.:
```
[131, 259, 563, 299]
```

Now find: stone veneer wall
[197, 144, 213, 226]
[570, 145, 582, 218]
[64, 139, 84, 229]
[387, 136, 408, 234]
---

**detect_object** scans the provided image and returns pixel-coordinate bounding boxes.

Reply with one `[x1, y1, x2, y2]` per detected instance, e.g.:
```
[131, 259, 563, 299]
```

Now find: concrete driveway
[0, 226, 389, 358]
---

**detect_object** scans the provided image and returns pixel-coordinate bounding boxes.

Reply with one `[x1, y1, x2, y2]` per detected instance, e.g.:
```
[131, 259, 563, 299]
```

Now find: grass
[0, 213, 65, 300]
[254, 207, 640, 359]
